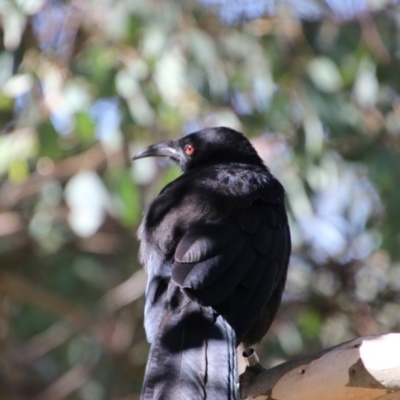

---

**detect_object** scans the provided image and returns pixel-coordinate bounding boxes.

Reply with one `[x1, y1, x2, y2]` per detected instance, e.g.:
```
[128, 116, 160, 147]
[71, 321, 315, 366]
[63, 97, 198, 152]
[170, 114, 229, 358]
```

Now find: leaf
[75, 112, 95, 144]
[298, 309, 322, 339]
[37, 121, 62, 159]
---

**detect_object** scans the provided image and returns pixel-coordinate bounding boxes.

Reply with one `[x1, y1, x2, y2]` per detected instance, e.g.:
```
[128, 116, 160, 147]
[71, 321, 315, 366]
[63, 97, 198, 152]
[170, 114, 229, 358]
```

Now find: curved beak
[132, 140, 180, 161]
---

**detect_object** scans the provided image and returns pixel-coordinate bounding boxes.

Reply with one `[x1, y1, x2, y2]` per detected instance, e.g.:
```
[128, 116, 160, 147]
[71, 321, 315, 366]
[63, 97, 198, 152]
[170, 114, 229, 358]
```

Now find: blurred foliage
[0, 0, 400, 398]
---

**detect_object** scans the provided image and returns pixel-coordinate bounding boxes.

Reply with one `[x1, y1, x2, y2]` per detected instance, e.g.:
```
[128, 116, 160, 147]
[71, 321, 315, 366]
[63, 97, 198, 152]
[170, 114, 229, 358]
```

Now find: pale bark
[239, 333, 400, 400]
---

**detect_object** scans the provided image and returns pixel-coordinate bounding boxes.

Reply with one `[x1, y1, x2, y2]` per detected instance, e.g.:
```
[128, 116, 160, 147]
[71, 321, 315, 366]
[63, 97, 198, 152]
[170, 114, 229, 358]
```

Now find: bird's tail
[141, 302, 238, 400]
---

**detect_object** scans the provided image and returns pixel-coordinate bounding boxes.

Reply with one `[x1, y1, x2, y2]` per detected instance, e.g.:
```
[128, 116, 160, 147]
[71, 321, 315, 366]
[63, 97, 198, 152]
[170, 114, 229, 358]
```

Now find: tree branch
[240, 333, 400, 400]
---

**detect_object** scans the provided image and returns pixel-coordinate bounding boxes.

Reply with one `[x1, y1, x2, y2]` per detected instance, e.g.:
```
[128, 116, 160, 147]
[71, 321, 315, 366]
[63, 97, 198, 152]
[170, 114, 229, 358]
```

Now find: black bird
[133, 127, 290, 400]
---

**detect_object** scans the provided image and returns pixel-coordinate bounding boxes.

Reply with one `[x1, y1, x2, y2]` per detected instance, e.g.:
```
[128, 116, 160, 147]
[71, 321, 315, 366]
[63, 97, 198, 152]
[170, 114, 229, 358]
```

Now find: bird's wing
[171, 198, 290, 339]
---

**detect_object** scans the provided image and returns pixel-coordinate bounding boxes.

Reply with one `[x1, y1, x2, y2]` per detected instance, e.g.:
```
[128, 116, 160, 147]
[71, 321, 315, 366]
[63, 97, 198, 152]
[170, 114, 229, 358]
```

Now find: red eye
[184, 144, 195, 155]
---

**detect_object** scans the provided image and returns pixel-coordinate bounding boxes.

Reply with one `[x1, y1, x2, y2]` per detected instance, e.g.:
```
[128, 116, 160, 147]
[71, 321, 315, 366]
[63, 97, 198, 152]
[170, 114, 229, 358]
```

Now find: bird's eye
[184, 144, 195, 155]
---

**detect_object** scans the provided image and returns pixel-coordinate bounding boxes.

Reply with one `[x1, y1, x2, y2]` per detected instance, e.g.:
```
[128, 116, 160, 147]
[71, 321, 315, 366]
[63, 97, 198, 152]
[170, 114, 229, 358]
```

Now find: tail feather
[141, 302, 238, 400]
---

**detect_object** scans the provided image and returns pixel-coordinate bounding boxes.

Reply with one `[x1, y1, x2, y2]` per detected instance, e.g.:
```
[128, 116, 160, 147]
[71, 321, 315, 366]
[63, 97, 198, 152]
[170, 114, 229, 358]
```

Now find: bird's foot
[242, 347, 259, 367]
[239, 348, 266, 399]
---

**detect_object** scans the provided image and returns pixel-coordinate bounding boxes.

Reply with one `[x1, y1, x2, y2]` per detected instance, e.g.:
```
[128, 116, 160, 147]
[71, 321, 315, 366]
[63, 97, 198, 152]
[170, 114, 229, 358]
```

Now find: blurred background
[1, 0, 400, 398]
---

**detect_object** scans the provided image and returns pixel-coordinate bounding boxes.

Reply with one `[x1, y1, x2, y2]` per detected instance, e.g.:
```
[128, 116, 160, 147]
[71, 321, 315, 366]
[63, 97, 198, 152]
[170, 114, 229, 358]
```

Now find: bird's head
[132, 127, 264, 172]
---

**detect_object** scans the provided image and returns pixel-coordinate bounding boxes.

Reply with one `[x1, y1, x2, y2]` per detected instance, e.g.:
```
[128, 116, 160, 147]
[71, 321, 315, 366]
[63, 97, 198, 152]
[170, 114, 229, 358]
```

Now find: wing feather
[169, 196, 289, 342]
[183, 246, 257, 307]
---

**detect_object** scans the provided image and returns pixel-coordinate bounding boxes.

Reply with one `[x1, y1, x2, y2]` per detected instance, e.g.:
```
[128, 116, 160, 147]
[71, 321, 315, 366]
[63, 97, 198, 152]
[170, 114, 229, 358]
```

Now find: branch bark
[239, 333, 400, 400]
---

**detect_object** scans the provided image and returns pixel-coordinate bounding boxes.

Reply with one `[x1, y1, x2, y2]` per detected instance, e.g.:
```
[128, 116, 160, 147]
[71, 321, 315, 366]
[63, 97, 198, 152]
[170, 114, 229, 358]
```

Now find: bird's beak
[132, 141, 180, 161]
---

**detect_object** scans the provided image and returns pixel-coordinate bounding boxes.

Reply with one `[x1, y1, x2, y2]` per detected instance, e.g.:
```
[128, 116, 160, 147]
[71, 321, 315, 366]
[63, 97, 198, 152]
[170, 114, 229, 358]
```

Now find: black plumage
[133, 127, 291, 400]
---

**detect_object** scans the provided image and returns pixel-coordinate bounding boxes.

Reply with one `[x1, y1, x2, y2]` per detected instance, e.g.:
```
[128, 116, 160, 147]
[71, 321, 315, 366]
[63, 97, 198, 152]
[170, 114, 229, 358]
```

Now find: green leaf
[8, 159, 29, 183]
[75, 112, 95, 144]
[37, 121, 61, 159]
[298, 309, 322, 339]
[107, 169, 141, 226]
